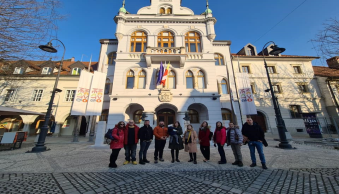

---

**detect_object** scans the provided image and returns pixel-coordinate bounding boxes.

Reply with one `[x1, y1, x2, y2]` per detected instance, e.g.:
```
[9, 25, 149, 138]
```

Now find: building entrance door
[157, 108, 175, 126]
[251, 111, 267, 132]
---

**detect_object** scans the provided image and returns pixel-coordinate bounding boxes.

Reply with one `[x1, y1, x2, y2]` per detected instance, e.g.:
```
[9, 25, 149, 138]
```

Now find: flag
[161, 62, 170, 86]
[156, 62, 164, 85]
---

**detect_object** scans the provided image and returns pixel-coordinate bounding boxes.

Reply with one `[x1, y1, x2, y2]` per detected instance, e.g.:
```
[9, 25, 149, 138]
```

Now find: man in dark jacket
[138, 120, 153, 165]
[242, 118, 268, 169]
[123, 120, 140, 165]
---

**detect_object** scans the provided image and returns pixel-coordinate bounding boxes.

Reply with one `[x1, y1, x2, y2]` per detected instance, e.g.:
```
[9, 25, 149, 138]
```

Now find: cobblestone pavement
[0, 137, 339, 193]
[1, 168, 338, 194]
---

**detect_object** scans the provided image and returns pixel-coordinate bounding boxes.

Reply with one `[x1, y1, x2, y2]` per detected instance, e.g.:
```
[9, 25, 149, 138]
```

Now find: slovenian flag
[156, 62, 164, 85]
[161, 61, 170, 86]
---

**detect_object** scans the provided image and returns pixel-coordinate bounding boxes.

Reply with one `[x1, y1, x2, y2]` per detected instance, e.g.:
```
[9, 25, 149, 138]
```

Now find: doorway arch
[251, 111, 268, 132]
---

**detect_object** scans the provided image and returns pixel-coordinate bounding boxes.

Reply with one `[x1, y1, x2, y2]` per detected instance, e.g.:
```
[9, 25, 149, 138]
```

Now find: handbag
[209, 131, 213, 140]
[105, 128, 119, 144]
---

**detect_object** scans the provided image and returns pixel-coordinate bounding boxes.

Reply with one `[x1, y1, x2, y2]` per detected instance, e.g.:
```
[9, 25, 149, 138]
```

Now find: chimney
[326, 56, 339, 69]
[71, 57, 75, 62]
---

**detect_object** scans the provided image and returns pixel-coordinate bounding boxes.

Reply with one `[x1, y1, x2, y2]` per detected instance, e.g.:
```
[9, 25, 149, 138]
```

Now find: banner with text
[235, 73, 257, 115]
[85, 71, 106, 115]
[302, 113, 322, 134]
[71, 71, 93, 115]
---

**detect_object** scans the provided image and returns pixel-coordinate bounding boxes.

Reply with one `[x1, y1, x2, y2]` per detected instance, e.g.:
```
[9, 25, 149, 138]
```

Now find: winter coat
[198, 127, 211, 146]
[241, 122, 265, 142]
[226, 127, 243, 145]
[124, 124, 140, 145]
[138, 125, 153, 142]
[110, 126, 125, 149]
[168, 126, 184, 150]
[153, 126, 169, 140]
[213, 127, 227, 145]
[183, 130, 198, 153]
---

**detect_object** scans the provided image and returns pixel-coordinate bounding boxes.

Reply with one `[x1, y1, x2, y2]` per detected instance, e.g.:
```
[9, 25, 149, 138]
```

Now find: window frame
[197, 70, 206, 89]
[214, 53, 224, 66]
[104, 78, 112, 95]
[185, 31, 201, 53]
[130, 31, 147, 52]
[41, 67, 52, 75]
[126, 70, 135, 89]
[272, 83, 282, 94]
[65, 89, 76, 102]
[221, 109, 232, 121]
[166, 8, 172, 14]
[290, 105, 302, 119]
[168, 70, 176, 89]
[293, 66, 302, 74]
[31, 89, 44, 102]
[267, 66, 277, 74]
[107, 52, 117, 65]
[186, 70, 194, 89]
[220, 79, 228, 94]
[160, 7, 165, 14]
[4, 89, 17, 102]
[157, 31, 174, 48]
[297, 83, 309, 93]
[188, 109, 199, 123]
[71, 68, 82, 75]
[250, 83, 256, 94]
[138, 70, 146, 89]
[241, 66, 251, 73]
[13, 67, 24, 75]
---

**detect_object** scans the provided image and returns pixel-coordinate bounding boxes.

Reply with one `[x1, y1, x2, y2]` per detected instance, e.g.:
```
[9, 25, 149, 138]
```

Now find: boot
[262, 163, 268, 169]
[232, 161, 239, 165]
[139, 160, 145, 165]
[193, 153, 197, 164]
[188, 153, 193, 162]
[238, 161, 243, 167]
[250, 163, 256, 167]
[143, 159, 150, 163]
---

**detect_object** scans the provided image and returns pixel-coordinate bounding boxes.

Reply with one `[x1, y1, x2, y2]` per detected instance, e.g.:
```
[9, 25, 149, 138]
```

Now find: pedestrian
[123, 120, 139, 165]
[109, 121, 125, 168]
[138, 120, 153, 165]
[198, 121, 211, 162]
[183, 124, 198, 164]
[242, 118, 268, 169]
[153, 121, 168, 163]
[168, 121, 184, 163]
[213, 121, 227, 164]
[226, 123, 243, 167]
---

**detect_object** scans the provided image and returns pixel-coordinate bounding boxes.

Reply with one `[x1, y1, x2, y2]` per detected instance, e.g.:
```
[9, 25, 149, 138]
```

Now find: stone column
[53, 123, 61, 137]
[92, 121, 107, 147]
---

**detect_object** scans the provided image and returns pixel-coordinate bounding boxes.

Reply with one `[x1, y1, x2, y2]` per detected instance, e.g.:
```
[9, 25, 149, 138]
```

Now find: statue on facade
[183, 112, 190, 121]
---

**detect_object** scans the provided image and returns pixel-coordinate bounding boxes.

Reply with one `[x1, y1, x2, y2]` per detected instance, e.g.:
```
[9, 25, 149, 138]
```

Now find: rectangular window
[168, 77, 175, 89]
[293, 66, 302, 74]
[242, 66, 250, 73]
[13, 67, 24, 74]
[104, 84, 110, 94]
[42, 67, 52, 75]
[186, 77, 193, 89]
[250, 83, 256, 94]
[65, 90, 76, 102]
[272, 84, 282, 93]
[138, 77, 145, 89]
[290, 105, 302, 118]
[222, 84, 228, 94]
[31, 90, 43, 101]
[222, 113, 231, 120]
[4, 89, 16, 102]
[298, 84, 308, 93]
[267, 66, 276, 73]
[135, 43, 142, 52]
[190, 43, 196, 52]
[127, 77, 134, 89]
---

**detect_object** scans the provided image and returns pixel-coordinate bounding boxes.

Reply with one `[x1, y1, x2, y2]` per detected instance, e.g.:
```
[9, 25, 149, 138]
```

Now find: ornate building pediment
[158, 89, 173, 102]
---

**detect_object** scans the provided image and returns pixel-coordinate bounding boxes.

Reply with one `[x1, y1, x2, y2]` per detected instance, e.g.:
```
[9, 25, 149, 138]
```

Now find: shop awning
[0, 106, 45, 115]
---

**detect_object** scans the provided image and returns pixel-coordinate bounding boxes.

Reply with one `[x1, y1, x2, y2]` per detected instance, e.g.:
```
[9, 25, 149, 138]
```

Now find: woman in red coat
[213, 121, 227, 164]
[109, 121, 125, 168]
[198, 121, 211, 162]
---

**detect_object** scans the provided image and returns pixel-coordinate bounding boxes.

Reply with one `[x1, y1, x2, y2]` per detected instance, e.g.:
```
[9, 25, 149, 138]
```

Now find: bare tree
[0, 0, 63, 61]
[313, 18, 339, 58]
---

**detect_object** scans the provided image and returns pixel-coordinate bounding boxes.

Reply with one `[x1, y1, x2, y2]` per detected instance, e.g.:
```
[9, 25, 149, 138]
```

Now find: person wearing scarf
[109, 121, 125, 168]
[198, 121, 211, 162]
[213, 121, 227, 164]
[183, 124, 198, 164]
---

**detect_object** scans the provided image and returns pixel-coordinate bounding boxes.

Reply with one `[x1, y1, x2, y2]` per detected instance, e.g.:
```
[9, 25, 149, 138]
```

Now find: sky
[46, 0, 339, 66]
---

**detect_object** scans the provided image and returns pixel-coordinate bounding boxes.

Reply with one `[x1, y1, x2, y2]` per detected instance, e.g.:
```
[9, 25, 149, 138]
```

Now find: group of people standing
[108, 118, 267, 170]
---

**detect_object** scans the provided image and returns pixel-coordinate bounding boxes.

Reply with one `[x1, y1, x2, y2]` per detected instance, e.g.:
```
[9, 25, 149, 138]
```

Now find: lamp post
[262, 41, 292, 149]
[31, 39, 66, 152]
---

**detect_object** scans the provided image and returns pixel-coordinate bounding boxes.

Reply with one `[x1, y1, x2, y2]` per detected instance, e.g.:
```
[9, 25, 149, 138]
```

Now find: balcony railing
[146, 47, 186, 54]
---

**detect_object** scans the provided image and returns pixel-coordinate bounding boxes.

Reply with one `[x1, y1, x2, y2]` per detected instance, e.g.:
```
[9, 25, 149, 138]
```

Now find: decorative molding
[190, 26, 195, 29]
[115, 33, 124, 41]
[158, 89, 173, 102]
[163, 25, 169, 28]
[207, 34, 216, 41]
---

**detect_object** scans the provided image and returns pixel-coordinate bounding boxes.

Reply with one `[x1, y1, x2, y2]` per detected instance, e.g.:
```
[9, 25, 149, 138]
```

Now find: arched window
[130, 31, 147, 52]
[158, 31, 174, 48]
[160, 8, 165, 14]
[185, 31, 201, 52]
[221, 109, 232, 121]
[72, 68, 81, 75]
[221, 79, 228, 94]
[134, 110, 143, 124]
[126, 70, 135, 89]
[214, 53, 224, 66]
[188, 109, 199, 123]
[197, 71, 206, 89]
[100, 109, 109, 122]
[168, 70, 176, 89]
[107, 52, 116, 65]
[105, 78, 111, 94]
[186, 71, 194, 89]
[167, 8, 172, 14]
[138, 70, 146, 89]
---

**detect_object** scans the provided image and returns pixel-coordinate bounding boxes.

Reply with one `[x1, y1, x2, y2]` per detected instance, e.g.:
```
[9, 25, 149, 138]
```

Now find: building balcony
[145, 47, 187, 68]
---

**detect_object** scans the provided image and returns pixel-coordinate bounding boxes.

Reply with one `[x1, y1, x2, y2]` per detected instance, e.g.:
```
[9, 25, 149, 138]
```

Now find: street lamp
[31, 39, 66, 152]
[262, 41, 292, 149]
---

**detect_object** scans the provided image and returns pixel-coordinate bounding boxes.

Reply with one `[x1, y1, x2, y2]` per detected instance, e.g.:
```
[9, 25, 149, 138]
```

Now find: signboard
[302, 113, 322, 135]
[235, 73, 257, 115]
[71, 71, 93, 115]
[86, 71, 106, 115]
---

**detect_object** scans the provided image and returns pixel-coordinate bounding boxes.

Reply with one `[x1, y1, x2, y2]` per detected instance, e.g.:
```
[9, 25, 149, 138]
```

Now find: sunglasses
[119, 123, 125, 125]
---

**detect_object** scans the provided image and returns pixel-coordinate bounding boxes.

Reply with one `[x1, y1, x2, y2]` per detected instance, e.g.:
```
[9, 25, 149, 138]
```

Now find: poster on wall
[302, 113, 322, 138]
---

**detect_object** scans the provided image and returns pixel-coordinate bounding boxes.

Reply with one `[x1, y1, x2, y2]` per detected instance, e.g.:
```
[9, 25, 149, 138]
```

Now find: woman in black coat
[168, 121, 184, 163]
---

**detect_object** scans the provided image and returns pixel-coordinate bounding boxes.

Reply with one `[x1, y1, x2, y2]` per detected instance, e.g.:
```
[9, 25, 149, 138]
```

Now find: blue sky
[47, 0, 339, 66]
